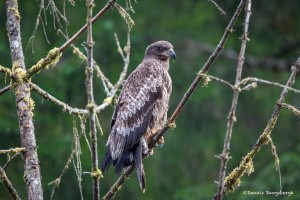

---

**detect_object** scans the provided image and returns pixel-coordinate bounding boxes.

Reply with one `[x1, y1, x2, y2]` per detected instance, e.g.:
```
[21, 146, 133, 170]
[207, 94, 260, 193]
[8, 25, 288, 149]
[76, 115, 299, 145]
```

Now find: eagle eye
[157, 46, 163, 51]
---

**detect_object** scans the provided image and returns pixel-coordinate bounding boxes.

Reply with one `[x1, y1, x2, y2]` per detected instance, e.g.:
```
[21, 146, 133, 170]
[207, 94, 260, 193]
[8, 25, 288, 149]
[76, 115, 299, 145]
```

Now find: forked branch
[215, 1, 252, 199]
[0, 167, 21, 200]
[223, 56, 300, 194]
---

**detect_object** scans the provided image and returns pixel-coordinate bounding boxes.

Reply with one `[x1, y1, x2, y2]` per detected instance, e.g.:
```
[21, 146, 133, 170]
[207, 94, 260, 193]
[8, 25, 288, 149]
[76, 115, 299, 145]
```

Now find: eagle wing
[108, 60, 163, 160]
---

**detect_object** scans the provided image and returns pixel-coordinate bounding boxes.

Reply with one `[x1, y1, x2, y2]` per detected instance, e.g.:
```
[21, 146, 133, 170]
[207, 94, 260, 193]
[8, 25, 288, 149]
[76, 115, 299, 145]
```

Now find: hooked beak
[168, 49, 176, 60]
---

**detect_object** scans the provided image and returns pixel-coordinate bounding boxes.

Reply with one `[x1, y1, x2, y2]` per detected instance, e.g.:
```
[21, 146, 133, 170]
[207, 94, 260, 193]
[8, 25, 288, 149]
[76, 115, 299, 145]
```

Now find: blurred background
[1, 0, 300, 199]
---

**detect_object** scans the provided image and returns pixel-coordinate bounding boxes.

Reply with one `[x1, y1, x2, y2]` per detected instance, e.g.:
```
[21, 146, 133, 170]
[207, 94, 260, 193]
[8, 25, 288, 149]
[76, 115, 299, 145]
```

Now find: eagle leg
[134, 141, 146, 193]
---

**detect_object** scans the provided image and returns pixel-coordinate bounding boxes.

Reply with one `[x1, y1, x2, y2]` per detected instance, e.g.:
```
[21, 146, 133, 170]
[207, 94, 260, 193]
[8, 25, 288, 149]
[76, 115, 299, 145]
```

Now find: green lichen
[26, 48, 61, 79]
[114, 3, 134, 29]
[8, 7, 20, 20]
[103, 97, 112, 105]
[91, 167, 103, 179]
[168, 122, 176, 129]
[224, 153, 254, 194]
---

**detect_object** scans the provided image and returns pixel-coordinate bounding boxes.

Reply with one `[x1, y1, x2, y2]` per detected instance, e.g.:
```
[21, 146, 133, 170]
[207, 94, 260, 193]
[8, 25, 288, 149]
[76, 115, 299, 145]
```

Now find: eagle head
[145, 40, 176, 62]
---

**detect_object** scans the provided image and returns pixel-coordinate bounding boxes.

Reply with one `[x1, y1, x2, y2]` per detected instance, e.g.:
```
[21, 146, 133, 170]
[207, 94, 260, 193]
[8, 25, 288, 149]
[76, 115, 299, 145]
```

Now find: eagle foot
[154, 136, 164, 148]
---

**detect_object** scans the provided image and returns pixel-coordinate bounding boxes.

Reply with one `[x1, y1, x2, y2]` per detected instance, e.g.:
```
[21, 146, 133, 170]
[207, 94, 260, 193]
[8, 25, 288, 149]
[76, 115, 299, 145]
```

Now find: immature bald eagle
[101, 41, 176, 192]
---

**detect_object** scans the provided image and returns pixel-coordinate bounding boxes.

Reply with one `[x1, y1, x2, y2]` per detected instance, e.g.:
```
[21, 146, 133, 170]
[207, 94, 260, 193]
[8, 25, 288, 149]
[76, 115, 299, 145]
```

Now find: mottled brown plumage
[101, 41, 175, 192]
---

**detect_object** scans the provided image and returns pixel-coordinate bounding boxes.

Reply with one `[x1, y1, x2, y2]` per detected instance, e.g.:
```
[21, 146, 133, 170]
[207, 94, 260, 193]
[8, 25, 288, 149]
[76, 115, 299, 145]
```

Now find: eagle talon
[157, 143, 164, 148]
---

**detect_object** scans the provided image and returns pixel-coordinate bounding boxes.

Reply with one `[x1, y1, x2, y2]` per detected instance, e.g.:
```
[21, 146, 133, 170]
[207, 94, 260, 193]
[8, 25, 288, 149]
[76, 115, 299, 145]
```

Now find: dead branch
[85, 1, 101, 199]
[0, 148, 25, 155]
[96, 27, 131, 113]
[0, 166, 21, 200]
[239, 77, 300, 94]
[103, 0, 248, 198]
[278, 103, 300, 117]
[59, 0, 116, 52]
[215, 1, 252, 199]
[223, 56, 300, 194]
[71, 46, 113, 95]
[0, 65, 12, 77]
[0, 85, 11, 96]
[208, 0, 226, 15]
[194, 41, 292, 71]
[6, 0, 43, 199]
[198, 73, 234, 89]
[30, 82, 88, 115]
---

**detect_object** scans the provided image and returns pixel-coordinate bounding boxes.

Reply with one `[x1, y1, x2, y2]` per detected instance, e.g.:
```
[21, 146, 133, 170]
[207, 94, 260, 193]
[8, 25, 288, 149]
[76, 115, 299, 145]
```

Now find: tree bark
[6, 0, 43, 199]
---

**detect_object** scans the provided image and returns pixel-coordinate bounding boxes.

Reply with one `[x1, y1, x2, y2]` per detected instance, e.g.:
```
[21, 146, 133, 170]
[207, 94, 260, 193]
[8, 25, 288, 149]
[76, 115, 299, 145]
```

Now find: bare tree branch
[26, 0, 47, 53]
[96, 27, 131, 113]
[239, 77, 300, 94]
[194, 41, 293, 71]
[208, 0, 226, 15]
[85, 1, 101, 199]
[0, 85, 11, 96]
[30, 82, 88, 115]
[0, 148, 25, 155]
[223, 56, 300, 194]
[103, 0, 248, 198]
[198, 73, 234, 89]
[6, 0, 43, 199]
[0, 65, 12, 77]
[215, 1, 252, 199]
[278, 102, 300, 117]
[199, 73, 300, 94]
[59, 0, 116, 52]
[0, 166, 21, 200]
[71, 45, 113, 95]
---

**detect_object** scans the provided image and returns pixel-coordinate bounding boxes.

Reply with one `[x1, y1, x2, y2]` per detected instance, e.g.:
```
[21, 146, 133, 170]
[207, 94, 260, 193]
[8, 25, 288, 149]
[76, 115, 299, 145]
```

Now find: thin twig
[215, 1, 251, 199]
[49, 117, 84, 200]
[278, 102, 300, 117]
[71, 45, 113, 95]
[58, 29, 114, 95]
[49, 151, 75, 200]
[0, 85, 11, 96]
[103, 0, 247, 198]
[239, 77, 300, 94]
[59, 0, 116, 52]
[0, 65, 12, 77]
[30, 82, 88, 115]
[26, 0, 46, 53]
[0, 148, 26, 155]
[0, 167, 21, 200]
[72, 118, 84, 200]
[85, 1, 101, 199]
[198, 73, 234, 89]
[96, 26, 131, 113]
[223, 56, 300, 194]
[208, 0, 226, 15]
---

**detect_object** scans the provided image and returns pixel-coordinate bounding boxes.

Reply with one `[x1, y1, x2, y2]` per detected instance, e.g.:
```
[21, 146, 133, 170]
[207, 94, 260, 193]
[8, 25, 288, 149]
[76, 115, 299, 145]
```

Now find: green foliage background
[1, 0, 300, 199]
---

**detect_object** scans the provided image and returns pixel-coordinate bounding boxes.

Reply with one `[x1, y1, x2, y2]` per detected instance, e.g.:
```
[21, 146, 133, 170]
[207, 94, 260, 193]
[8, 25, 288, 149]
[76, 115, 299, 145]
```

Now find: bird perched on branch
[101, 40, 176, 192]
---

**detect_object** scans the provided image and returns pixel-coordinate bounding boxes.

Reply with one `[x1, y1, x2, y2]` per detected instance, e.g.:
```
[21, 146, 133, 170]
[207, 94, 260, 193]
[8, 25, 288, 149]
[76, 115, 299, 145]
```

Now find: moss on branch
[26, 48, 61, 79]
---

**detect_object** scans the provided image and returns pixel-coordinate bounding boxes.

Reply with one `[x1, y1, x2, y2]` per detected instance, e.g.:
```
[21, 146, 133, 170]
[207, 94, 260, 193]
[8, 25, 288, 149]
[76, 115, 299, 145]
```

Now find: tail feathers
[103, 142, 146, 192]
[134, 141, 146, 193]
[114, 150, 132, 174]
[100, 149, 112, 173]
